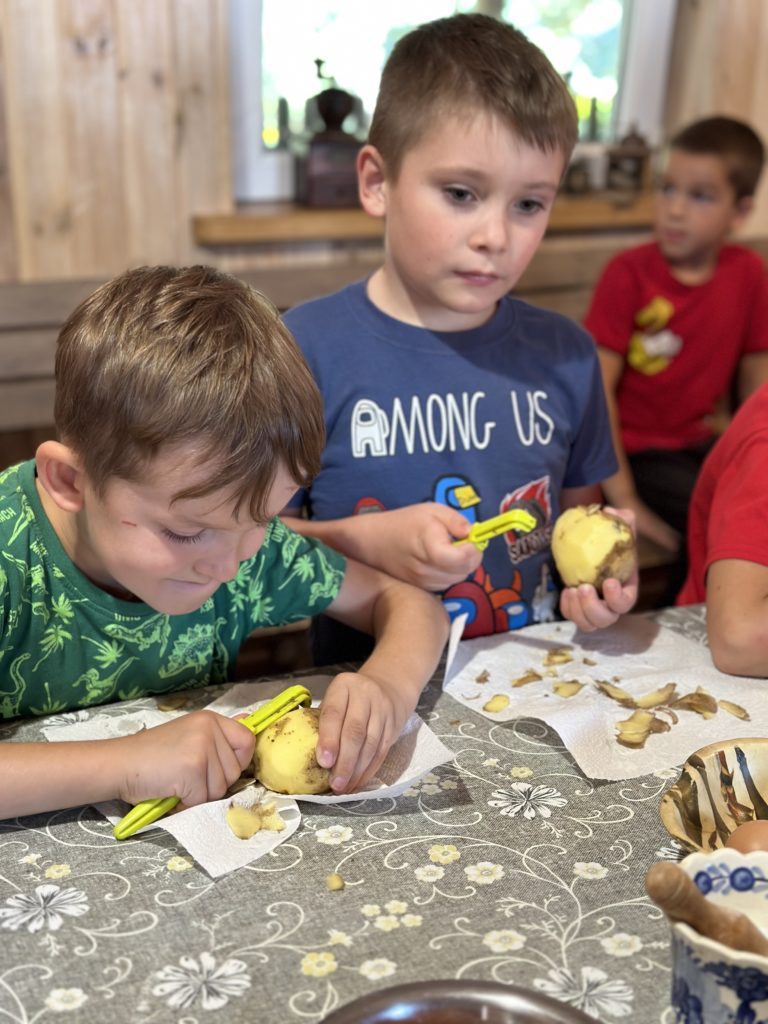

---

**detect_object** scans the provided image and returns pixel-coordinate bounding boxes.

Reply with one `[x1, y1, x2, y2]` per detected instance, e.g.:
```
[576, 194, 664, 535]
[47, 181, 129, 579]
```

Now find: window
[230, 0, 677, 202]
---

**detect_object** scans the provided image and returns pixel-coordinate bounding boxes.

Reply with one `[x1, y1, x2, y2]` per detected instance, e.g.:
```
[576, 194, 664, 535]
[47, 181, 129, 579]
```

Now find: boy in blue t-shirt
[0, 265, 449, 820]
[283, 13, 636, 664]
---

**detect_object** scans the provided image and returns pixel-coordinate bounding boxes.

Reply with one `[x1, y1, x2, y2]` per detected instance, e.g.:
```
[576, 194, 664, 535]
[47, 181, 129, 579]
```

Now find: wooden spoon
[645, 861, 768, 958]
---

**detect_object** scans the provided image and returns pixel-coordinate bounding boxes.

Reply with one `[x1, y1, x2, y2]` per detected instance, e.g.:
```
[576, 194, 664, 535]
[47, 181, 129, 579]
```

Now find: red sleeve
[582, 253, 642, 356]
[741, 252, 768, 355]
[706, 434, 768, 573]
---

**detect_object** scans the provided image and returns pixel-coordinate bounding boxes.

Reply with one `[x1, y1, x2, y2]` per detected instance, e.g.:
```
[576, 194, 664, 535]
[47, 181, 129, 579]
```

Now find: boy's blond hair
[54, 265, 324, 519]
[368, 13, 577, 180]
[671, 116, 765, 200]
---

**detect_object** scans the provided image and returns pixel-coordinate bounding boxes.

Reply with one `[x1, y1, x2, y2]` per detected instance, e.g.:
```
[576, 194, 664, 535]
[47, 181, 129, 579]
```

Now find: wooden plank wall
[0, 0, 766, 283]
[665, 0, 768, 239]
[0, 0, 232, 282]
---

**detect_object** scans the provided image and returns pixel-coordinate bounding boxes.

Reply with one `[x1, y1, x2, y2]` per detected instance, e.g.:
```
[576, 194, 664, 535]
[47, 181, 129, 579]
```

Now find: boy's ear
[35, 440, 87, 513]
[733, 195, 754, 229]
[357, 144, 388, 218]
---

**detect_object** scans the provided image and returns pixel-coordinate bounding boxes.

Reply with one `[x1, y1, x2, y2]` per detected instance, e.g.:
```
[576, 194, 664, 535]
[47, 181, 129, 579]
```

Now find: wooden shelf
[193, 190, 654, 246]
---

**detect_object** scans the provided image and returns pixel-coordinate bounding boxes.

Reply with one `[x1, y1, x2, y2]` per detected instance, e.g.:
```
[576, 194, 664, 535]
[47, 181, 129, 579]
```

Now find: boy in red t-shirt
[584, 116, 768, 602]
[677, 381, 768, 677]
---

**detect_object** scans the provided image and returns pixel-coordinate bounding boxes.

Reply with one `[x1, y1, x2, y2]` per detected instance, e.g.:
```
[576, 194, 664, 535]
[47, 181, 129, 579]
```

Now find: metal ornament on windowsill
[293, 59, 364, 209]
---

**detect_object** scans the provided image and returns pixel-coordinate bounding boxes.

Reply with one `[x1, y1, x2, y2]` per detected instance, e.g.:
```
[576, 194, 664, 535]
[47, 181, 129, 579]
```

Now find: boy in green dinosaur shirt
[0, 265, 448, 820]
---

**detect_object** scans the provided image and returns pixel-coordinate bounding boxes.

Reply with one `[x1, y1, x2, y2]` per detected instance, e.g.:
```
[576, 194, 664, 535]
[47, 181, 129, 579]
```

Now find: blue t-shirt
[285, 281, 616, 656]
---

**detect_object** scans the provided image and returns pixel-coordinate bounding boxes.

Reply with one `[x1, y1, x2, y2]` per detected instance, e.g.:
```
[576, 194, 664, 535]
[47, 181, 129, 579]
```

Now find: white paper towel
[443, 615, 768, 781]
[43, 674, 454, 875]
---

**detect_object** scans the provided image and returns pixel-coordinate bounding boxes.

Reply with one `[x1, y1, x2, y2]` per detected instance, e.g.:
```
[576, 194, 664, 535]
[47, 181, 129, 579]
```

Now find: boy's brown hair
[54, 265, 324, 519]
[368, 13, 577, 180]
[671, 116, 765, 200]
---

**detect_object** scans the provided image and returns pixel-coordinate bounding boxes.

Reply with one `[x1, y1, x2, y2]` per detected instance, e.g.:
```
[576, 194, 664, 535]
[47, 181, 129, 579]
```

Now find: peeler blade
[454, 506, 539, 551]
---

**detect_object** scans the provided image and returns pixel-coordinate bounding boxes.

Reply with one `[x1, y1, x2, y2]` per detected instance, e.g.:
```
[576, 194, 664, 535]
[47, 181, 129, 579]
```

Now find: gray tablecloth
[0, 607, 706, 1023]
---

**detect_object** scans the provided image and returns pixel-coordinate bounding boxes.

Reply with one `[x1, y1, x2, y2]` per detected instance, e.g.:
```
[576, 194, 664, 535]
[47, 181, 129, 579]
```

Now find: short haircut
[368, 12, 577, 179]
[54, 265, 324, 519]
[671, 116, 765, 199]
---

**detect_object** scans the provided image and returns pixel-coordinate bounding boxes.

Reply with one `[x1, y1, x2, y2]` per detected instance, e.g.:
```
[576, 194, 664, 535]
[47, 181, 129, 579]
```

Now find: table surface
[0, 607, 707, 1024]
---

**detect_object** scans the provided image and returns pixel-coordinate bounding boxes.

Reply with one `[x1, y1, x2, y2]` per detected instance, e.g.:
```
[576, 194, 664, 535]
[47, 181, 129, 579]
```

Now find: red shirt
[677, 382, 768, 604]
[584, 243, 768, 454]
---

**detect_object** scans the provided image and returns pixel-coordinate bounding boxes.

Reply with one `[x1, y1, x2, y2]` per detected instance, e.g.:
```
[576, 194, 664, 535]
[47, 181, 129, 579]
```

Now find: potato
[253, 706, 331, 795]
[551, 504, 636, 590]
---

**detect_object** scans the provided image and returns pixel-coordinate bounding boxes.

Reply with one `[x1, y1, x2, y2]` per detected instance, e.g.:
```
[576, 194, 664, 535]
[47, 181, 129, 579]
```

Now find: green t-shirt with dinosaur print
[0, 461, 346, 719]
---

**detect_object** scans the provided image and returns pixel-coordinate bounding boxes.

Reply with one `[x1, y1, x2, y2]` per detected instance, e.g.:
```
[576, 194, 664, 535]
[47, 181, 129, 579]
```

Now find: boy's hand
[316, 671, 414, 793]
[361, 503, 483, 590]
[558, 506, 639, 632]
[115, 710, 255, 808]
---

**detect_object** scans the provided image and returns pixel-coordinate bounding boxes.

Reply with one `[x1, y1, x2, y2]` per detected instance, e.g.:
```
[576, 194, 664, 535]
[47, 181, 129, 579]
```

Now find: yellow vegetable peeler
[112, 683, 313, 840]
[453, 507, 539, 551]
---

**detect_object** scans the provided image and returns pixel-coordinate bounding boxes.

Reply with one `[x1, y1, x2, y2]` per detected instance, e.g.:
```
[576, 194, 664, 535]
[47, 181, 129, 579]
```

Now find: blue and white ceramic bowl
[671, 850, 768, 1024]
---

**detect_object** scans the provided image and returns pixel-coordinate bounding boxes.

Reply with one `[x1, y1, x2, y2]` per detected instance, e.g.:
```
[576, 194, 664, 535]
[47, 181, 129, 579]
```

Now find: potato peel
[669, 687, 718, 719]
[543, 648, 574, 667]
[595, 680, 636, 706]
[719, 699, 750, 721]
[616, 709, 670, 748]
[226, 800, 285, 839]
[633, 682, 678, 708]
[483, 694, 510, 713]
[512, 669, 543, 688]
[552, 680, 585, 698]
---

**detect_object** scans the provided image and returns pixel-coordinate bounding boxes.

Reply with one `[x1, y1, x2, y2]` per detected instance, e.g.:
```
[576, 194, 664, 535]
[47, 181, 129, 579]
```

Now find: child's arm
[314, 556, 450, 793]
[736, 352, 768, 405]
[597, 346, 680, 552]
[557, 485, 638, 632]
[706, 558, 768, 677]
[0, 711, 255, 821]
[281, 503, 482, 590]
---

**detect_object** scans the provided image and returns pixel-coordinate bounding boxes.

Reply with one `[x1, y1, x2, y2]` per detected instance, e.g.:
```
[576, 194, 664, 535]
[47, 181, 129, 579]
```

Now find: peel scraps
[552, 680, 585, 698]
[616, 709, 671, 748]
[483, 694, 511, 713]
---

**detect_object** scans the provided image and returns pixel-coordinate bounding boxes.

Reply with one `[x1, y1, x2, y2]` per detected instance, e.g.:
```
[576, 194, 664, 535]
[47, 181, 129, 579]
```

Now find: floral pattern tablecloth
[0, 607, 707, 1023]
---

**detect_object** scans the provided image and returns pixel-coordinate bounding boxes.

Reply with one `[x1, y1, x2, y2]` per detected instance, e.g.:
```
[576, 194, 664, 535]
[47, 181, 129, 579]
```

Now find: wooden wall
[0, 0, 767, 282]
[0, 0, 232, 281]
[665, 0, 768, 238]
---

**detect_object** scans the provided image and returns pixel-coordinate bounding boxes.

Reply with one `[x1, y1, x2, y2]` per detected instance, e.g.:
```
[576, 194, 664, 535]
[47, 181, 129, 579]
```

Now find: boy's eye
[162, 528, 204, 545]
[517, 198, 545, 215]
[444, 185, 475, 203]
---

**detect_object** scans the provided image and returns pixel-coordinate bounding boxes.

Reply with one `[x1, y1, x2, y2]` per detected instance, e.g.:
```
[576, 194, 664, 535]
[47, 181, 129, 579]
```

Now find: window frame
[229, 0, 678, 204]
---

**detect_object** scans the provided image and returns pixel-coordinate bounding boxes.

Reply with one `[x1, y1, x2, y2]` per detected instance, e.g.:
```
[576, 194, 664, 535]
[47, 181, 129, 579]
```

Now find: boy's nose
[194, 529, 266, 583]
[471, 211, 509, 252]
[662, 191, 686, 218]
[195, 545, 241, 584]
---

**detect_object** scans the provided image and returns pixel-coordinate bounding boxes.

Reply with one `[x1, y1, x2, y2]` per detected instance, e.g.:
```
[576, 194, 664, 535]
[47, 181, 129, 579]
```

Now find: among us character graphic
[442, 566, 531, 637]
[353, 496, 387, 516]
[432, 474, 481, 523]
[433, 473, 552, 637]
[350, 399, 389, 457]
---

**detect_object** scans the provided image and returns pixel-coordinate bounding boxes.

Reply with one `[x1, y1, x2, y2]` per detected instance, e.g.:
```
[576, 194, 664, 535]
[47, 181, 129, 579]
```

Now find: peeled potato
[253, 706, 331, 795]
[551, 505, 636, 591]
